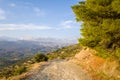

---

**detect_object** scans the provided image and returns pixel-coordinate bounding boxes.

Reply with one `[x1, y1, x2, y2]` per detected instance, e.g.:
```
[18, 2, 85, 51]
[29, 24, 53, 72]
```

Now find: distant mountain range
[0, 36, 18, 41]
[0, 36, 78, 44]
[0, 36, 78, 69]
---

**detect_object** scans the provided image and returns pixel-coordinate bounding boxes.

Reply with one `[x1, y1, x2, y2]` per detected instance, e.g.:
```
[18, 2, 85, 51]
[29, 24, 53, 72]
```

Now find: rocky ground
[23, 60, 92, 80]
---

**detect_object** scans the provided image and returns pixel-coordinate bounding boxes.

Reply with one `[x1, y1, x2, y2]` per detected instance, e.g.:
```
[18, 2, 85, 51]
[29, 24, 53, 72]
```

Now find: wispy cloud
[9, 3, 16, 7]
[0, 23, 52, 31]
[60, 20, 78, 29]
[33, 7, 45, 16]
[0, 8, 6, 20]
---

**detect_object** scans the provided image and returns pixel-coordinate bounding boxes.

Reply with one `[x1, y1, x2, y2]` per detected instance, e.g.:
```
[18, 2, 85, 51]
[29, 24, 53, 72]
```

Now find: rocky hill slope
[1, 45, 120, 80]
[71, 48, 120, 80]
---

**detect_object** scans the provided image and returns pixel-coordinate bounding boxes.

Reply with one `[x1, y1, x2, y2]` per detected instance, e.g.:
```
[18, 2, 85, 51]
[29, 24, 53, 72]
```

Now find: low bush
[34, 53, 48, 62]
[14, 66, 27, 75]
[116, 48, 120, 60]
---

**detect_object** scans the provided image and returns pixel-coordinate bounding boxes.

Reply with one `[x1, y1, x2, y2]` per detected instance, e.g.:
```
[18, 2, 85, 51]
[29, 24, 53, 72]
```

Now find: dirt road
[24, 60, 92, 80]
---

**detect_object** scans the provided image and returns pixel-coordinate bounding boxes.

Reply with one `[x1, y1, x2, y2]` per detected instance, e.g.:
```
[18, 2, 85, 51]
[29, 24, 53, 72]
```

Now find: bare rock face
[75, 48, 94, 60]
[73, 48, 120, 79]
[73, 48, 104, 70]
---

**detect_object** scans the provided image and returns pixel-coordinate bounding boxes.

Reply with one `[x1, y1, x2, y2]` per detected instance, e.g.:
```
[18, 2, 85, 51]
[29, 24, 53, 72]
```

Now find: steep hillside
[47, 46, 120, 80]
[71, 48, 120, 80]
[0, 44, 82, 80]
[0, 39, 73, 69]
[0, 41, 55, 69]
[1, 44, 120, 80]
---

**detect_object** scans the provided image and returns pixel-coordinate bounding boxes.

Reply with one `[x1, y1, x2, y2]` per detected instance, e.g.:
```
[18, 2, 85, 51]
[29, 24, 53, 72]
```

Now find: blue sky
[0, 0, 81, 39]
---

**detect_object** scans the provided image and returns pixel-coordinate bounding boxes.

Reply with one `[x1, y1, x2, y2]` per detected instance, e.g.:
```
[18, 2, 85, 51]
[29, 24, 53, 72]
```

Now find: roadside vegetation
[47, 44, 81, 60]
[34, 53, 48, 62]
[0, 53, 48, 79]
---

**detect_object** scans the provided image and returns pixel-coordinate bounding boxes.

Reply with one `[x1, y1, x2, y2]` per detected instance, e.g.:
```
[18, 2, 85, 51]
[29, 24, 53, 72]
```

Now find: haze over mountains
[0, 36, 77, 69]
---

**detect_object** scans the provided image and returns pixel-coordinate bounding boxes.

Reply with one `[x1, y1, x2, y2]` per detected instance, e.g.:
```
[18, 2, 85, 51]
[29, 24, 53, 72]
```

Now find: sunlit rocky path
[24, 60, 92, 80]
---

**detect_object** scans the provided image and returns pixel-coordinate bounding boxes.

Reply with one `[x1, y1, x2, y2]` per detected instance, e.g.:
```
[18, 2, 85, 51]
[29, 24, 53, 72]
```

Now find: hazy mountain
[0, 36, 18, 41]
[0, 37, 77, 69]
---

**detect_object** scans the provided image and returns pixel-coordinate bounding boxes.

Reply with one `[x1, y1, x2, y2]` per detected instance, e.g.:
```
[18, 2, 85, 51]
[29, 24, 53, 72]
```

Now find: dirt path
[24, 60, 92, 80]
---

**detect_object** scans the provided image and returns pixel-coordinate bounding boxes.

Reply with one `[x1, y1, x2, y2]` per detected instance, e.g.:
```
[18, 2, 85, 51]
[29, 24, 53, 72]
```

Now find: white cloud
[33, 7, 45, 16]
[10, 3, 16, 7]
[0, 23, 52, 31]
[60, 20, 77, 29]
[0, 8, 6, 20]
[62, 20, 74, 24]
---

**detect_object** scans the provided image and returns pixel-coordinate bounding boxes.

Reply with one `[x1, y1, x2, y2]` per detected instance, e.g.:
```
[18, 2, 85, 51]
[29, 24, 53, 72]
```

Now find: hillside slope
[71, 48, 120, 80]
[1, 45, 120, 80]
[0, 40, 72, 69]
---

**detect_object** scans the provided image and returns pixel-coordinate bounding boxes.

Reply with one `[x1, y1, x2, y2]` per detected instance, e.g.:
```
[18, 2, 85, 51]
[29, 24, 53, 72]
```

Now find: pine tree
[72, 0, 120, 51]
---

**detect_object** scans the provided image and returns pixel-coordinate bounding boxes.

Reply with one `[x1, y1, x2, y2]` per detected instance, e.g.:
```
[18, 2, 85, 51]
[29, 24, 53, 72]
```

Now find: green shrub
[72, 0, 120, 60]
[94, 47, 120, 60]
[34, 53, 48, 62]
[116, 48, 120, 60]
[14, 66, 26, 75]
[0, 68, 14, 78]
[94, 47, 111, 59]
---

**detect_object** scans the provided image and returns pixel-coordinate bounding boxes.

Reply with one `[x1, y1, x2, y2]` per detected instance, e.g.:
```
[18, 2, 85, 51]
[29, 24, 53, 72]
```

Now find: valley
[0, 37, 76, 69]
